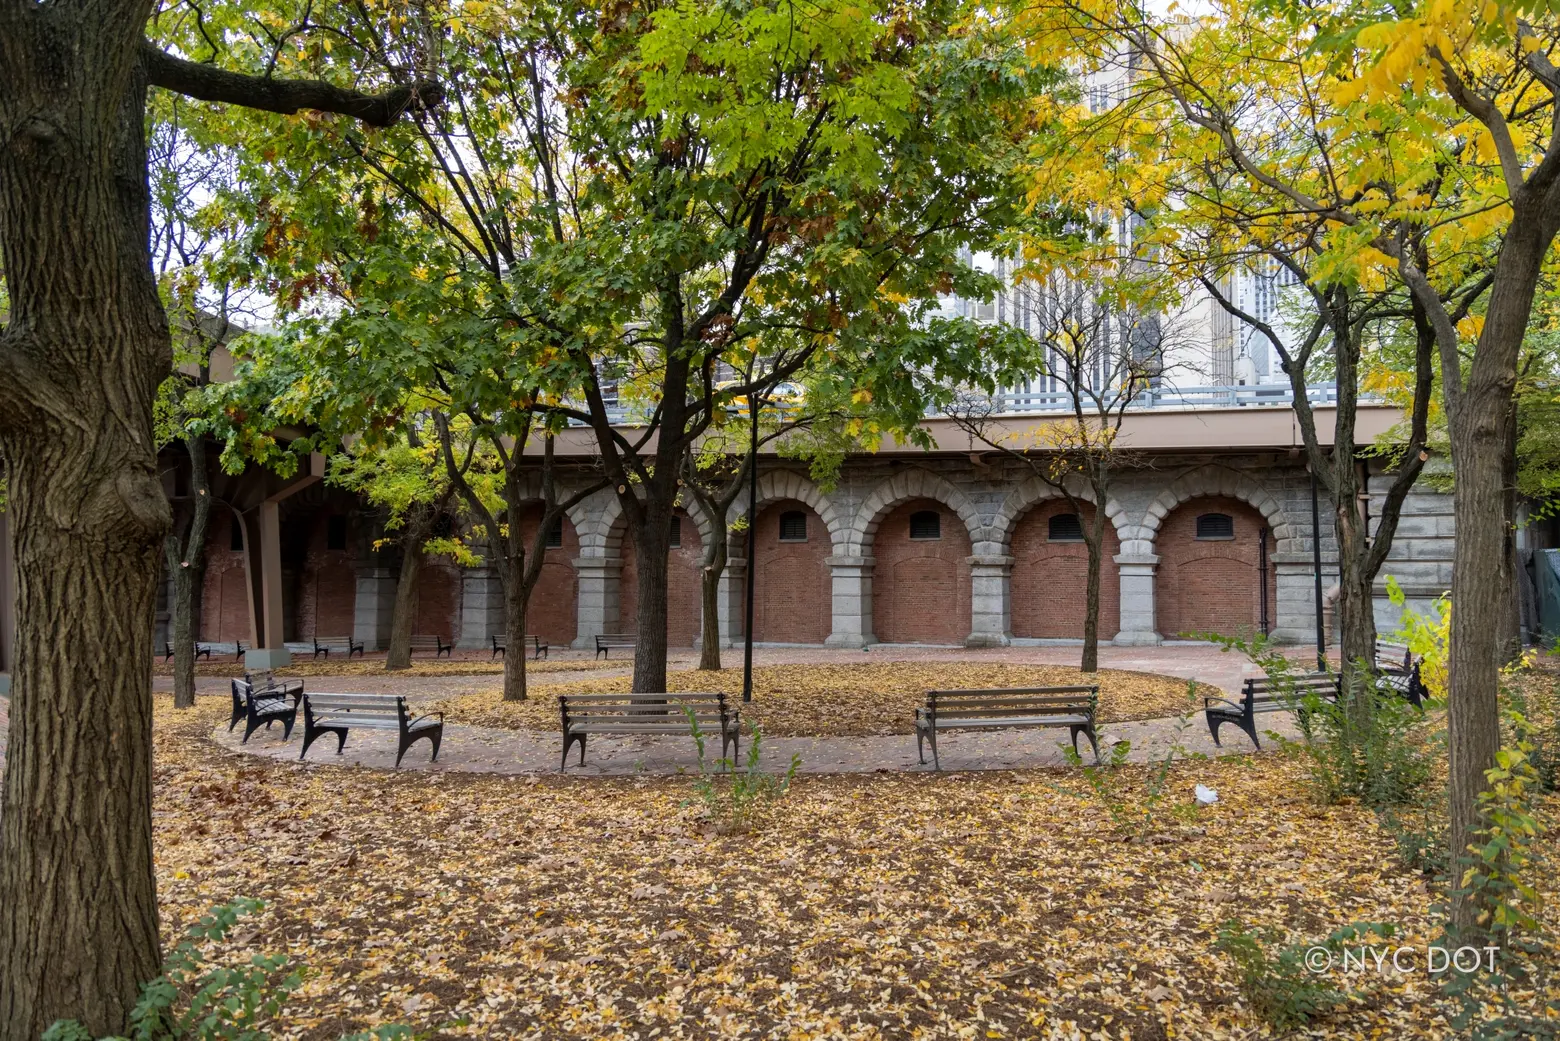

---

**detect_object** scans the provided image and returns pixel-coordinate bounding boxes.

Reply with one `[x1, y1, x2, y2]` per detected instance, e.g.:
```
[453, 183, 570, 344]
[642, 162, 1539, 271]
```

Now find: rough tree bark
[385, 531, 425, 671]
[163, 433, 212, 707]
[0, 9, 436, 1032]
[1081, 501, 1105, 673]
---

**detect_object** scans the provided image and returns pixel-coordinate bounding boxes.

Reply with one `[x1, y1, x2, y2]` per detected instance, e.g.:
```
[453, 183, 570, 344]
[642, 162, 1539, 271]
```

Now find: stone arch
[570, 489, 624, 556]
[988, 478, 1133, 553]
[1133, 465, 1297, 556]
[727, 469, 850, 552]
[846, 469, 984, 555]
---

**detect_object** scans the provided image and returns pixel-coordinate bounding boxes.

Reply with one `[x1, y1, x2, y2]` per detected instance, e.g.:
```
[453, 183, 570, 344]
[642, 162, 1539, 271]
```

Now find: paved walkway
[215, 704, 1298, 776]
[3, 645, 1314, 777]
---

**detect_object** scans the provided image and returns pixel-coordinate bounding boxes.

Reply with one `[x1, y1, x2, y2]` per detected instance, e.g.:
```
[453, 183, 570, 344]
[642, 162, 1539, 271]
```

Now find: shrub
[44, 900, 412, 1041]
[1214, 919, 1396, 1031]
[684, 708, 800, 834]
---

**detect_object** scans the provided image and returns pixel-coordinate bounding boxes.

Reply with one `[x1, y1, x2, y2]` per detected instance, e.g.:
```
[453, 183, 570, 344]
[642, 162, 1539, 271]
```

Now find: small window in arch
[229, 515, 244, 552]
[1048, 513, 1084, 542]
[544, 517, 563, 549]
[326, 515, 348, 551]
[778, 510, 808, 542]
[1196, 513, 1235, 540]
[669, 516, 682, 548]
[908, 510, 942, 540]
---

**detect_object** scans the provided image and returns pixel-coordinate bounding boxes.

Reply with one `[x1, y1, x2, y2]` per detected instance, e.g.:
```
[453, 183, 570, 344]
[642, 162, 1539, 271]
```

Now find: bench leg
[722, 726, 738, 767]
[1205, 710, 1223, 747]
[916, 724, 926, 766]
[314, 648, 328, 660]
[596, 647, 607, 659]
[492, 646, 503, 660]
[396, 727, 442, 769]
[1072, 725, 1101, 765]
[560, 732, 587, 771]
[928, 729, 941, 771]
[280, 710, 297, 742]
[300, 724, 348, 760]
[1240, 716, 1262, 751]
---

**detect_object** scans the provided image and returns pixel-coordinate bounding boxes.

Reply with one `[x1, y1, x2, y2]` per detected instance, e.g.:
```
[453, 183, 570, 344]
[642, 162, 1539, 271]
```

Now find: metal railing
[986, 382, 1343, 414]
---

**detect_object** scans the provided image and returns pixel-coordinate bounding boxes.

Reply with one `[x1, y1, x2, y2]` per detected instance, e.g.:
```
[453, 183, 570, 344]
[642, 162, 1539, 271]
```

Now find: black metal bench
[915, 686, 1100, 770]
[558, 692, 738, 771]
[1204, 672, 1341, 749]
[1374, 640, 1427, 707]
[229, 677, 304, 744]
[163, 641, 213, 663]
[408, 634, 453, 658]
[312, 635, 365, 659]
[300, 692, 444, 768]
[594, 633, 636, 659]
[492, 634, 549, 660]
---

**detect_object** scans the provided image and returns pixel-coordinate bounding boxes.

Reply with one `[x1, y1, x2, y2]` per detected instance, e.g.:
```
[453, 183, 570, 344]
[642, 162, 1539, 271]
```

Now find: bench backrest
[408, 634, 447, 646]
[595, 633, 636, 644]
[924, 685, 1098, 717]
[305, 692, 409, 724]
[560, 692, 731, 725]
[1242, 673, 1339, 700]
[314, 635, 356, 648]
[1374, 640, 1417, 671]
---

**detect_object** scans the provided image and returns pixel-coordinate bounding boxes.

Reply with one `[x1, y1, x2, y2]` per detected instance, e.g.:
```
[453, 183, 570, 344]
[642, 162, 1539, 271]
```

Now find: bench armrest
[406, 711, 445, 728]
[1202, 695, 1245, 712]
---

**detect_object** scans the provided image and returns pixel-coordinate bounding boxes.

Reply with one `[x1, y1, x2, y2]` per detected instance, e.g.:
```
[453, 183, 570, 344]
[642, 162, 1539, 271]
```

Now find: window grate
[1048, 513, 1084, 542]
[545, 518, 563, 549]
[669, 516, 681, 548]
[1196, 513, 1235, 540]
[909, 510, 942, 540]
[778, 510, 807, 542]
[326, 515, 348, 551]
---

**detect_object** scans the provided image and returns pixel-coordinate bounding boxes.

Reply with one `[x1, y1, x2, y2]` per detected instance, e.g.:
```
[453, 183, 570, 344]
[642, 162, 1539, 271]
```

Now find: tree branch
[142, 44, 441, 127]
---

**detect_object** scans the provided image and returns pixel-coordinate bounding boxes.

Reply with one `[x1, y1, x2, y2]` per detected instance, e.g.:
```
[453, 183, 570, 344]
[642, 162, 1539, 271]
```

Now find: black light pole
[1310, 464, 1326, 671]
[742, 389, 760, 703]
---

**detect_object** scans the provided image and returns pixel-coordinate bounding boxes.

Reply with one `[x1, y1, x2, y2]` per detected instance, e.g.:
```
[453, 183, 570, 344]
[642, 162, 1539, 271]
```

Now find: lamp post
[742, 388, 761, 703]
[1310, 463, 1326, 671]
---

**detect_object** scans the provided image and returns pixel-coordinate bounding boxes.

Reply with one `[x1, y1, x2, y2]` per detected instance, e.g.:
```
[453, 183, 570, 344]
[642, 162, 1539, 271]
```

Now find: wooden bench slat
[558, 691, 737, 769]
[301, 692, 444, 767]
[917, 685, 1099, 769]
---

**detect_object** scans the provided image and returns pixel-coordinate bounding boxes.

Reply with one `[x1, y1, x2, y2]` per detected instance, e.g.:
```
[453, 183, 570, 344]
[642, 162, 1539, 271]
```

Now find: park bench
[915, 686, 1101, 771]
[594, 633, 636, 659]
[558, 692, 738, 771]
[311, 635, 365, 660]
[162, 641, 213, 663]
[408, 634, 453, 658]
[229, 677, 304, 744]
[1203, 672, 1341, 749]
[1374, 640, 1428, 708]
[492, 634, 549, 660]
[299, 692, 444, 768]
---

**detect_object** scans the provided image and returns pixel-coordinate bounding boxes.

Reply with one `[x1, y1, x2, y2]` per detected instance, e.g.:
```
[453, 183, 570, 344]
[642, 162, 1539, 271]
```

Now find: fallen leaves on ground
[434, 662, 1210, 736]
[152, 695, 1557, 1040]
[153, 657, 626, 679]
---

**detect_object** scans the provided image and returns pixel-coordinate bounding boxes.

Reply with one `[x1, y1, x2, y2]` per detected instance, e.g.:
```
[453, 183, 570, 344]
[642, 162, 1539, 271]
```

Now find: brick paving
[3, 644, 1322, 778]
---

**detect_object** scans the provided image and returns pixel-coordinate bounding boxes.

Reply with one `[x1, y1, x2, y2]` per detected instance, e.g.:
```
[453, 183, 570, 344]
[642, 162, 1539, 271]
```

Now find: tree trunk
[502, 547, 528, 701]
[385, 536, 423, 671]
[1333, 486, 1378, 711]
[165, 434, 210, 708]
[0, 25, 171, 1037]
[631, 506, 674, 693]
[1499, 397, 1522, 660]
[699, 526, 728, 672]
[1081, 505, 1104, 674]
[1441, 206, 1552, 934]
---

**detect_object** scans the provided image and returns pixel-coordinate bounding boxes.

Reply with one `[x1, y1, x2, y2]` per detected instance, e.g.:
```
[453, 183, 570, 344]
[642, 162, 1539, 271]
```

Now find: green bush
[44, 900, 412, 1041]
[684, 708, 800, 834]
[1214, 919, 1396, 1032]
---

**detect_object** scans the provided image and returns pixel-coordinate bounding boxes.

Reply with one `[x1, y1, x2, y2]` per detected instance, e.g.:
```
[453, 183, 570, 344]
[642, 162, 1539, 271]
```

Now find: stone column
[1114, 552, 1162, 646]
[573, 555, 621, 649]
[825, 554, 875, 648]
[1273, 552, 1337, 646]
[351, 565, 397, 652]
[457, 565, 505, 649]
[966, 554, 1012, 647]
[716, 557, 747, 648]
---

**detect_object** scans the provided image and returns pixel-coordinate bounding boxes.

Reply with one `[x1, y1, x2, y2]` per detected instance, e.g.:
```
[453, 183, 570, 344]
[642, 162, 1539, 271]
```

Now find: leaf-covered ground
[151, 692, 1560, 1039]
[434, 662, 1210, 737]
[152, 657, 625, 679]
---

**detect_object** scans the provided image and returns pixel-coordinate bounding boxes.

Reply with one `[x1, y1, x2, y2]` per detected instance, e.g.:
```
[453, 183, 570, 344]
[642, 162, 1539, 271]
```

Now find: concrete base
[825, 633, 873, 649]
[244, 648, 294, 672]
[0, 673, 9, 696]
[1113, 630, 1164, 647]
[965, 633, 1012, 648]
